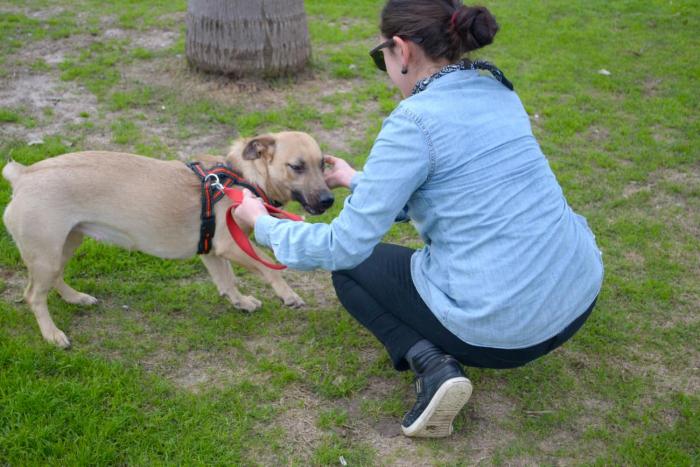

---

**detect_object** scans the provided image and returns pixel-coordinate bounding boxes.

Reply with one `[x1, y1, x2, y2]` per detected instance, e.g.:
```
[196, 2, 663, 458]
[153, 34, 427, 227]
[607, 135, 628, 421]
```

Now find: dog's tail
[2, 160, 26, 188]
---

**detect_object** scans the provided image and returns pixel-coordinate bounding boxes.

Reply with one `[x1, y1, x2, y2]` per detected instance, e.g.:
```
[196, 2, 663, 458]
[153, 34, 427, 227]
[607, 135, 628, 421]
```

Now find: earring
[401, 66, 408, 75]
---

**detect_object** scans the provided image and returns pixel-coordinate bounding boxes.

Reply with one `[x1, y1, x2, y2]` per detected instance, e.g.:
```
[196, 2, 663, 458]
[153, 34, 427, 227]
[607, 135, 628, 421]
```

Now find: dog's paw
[230, 294, 262, 312]
[66, 292, 98, 306]
[43, 328, 71, 349]
[282, 292, 305, 309]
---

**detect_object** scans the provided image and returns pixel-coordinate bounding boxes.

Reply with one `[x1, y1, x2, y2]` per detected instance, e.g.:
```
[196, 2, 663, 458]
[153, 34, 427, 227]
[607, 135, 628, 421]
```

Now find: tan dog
[2, 131, 334, 348]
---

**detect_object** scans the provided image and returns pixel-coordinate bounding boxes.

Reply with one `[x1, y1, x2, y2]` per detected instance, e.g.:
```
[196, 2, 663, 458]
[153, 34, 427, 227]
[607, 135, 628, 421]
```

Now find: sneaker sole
[401, 377, 472, 438]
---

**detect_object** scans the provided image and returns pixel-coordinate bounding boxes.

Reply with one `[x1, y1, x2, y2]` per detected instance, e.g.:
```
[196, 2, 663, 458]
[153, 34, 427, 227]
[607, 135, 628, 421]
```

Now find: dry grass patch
[0, 73, 98, 142]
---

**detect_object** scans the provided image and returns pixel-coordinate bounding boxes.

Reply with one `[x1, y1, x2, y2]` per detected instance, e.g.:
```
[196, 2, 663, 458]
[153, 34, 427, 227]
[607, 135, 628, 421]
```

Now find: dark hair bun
[452, 5, 499, 52]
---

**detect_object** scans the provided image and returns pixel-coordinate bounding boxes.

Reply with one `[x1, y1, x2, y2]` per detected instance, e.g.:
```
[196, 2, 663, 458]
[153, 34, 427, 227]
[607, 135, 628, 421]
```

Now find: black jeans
[332, 243, 596, 371]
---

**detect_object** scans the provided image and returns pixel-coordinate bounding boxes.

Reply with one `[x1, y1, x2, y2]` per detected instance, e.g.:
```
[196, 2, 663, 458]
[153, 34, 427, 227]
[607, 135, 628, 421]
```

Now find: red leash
[222, 187, 303, 270]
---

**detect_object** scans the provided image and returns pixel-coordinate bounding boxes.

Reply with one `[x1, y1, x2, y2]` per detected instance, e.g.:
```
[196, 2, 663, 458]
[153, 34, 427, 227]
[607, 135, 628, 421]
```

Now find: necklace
[411, 59, 514, 95]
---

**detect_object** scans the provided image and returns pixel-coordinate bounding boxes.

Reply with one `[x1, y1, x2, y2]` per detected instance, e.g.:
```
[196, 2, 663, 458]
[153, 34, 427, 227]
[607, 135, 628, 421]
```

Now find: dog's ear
[242, 136, 276, 161]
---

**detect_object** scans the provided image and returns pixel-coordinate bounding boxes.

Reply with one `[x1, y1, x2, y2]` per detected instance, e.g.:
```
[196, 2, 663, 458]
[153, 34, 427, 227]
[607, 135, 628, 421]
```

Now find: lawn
[0, 0, 698, 465]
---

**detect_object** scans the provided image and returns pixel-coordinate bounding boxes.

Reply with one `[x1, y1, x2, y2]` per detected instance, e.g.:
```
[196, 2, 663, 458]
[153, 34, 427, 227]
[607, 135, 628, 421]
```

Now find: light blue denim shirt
[255, 69, 604, 349]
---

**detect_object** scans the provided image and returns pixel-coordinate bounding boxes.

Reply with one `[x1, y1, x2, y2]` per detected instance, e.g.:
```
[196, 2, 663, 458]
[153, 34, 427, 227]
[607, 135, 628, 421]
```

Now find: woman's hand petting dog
[233, 188, 269, 230]
[235, 154, 354, 229]
[323, 155, 357, 189]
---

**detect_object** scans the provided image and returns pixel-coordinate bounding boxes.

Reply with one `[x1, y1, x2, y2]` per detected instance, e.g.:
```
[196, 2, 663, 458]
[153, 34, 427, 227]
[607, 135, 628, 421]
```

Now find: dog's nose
[319, 192, 335, 209]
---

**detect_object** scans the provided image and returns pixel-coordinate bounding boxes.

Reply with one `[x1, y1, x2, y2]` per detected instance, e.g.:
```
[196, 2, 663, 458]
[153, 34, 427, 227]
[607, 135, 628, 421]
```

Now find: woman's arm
[244, 107, 432, 271]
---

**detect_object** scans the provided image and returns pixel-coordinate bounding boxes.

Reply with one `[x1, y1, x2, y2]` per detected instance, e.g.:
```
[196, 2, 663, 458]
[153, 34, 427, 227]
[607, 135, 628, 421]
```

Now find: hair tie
[450, 10, 459, 29]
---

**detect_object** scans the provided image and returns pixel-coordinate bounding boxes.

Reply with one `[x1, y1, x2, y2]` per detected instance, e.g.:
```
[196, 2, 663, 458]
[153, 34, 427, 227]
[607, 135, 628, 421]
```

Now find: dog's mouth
[292, 190, 334, 215]
[304, 206, 324, 215]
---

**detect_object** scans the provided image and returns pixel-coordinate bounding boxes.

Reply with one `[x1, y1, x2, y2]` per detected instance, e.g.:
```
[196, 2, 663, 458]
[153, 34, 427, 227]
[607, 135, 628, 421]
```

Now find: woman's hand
[323, 155, 357, 189]
[232, 189, 268, 230]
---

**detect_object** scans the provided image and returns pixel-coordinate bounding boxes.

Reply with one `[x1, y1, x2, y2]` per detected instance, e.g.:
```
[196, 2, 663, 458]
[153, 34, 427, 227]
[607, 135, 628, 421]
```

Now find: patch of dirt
[0, 269, 26, 303]
[159, 11, 186, 25]
[643, 77, 663, 97]
[274, 386, 326, 459]
[655, 166, 700, 187]
[70, 302, 259, 392]
[312, 123, 368, 155]
[650, 124, 683, 144]
[262, 379, 430, 465]
[623, 166, 700, 211]
[587, 125, 610, 143]
[69, 304, 154, 349]
[350, 376, 397, 407]
[447, 390, 520, 464]
[650, 167, 700, 239]
[283, 270, 337, 310]
[23, 6, 66, 20]
[125, 56, 330, 112]
[244, 334, 297, 357]
[122, 56, 381, 153]
[315, 17, 370, 31]
[81, 125, 116, 153]
[103, 28, 179, 50]
[623, 250, 645, 266]
[621, 181, 649, 199]
[144, 116, 233, 160]
[361, 427, 426, 466]
[141, 348, 250, 393]
[627, 345, 700, 397]
[330, 374, 523, 465]
[0, 72, 98, 143]
[9, 34, 96, 67]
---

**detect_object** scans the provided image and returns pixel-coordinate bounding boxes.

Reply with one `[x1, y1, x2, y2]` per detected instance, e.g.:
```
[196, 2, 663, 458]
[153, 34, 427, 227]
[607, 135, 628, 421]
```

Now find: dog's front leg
[200, 254, 262, 312]
[221, 243, 305, 309]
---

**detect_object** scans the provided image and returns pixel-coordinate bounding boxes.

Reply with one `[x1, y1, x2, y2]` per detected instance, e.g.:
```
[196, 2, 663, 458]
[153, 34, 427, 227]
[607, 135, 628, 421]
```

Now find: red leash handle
[222, 187, 302, 270]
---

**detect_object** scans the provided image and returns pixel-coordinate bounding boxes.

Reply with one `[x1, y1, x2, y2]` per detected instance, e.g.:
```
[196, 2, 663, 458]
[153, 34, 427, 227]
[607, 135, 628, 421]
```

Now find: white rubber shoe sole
[401, 377, 472, 438]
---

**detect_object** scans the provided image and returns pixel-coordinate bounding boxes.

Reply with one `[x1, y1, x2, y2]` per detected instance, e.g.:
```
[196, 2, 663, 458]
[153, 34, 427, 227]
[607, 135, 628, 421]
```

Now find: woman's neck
[402, 59, 450, 97]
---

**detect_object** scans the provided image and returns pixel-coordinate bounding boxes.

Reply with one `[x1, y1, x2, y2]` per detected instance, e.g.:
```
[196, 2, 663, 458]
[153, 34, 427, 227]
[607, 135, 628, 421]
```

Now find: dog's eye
[287, 163, 305, 174]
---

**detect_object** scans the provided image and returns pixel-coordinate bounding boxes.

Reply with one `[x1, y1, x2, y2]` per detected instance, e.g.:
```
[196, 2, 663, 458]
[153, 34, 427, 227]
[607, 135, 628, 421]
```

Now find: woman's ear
[392, 35, 411, 71]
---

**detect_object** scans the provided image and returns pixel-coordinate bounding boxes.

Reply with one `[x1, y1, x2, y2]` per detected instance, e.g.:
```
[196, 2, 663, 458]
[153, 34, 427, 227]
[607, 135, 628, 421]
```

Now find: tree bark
[186, 0, 311, 78]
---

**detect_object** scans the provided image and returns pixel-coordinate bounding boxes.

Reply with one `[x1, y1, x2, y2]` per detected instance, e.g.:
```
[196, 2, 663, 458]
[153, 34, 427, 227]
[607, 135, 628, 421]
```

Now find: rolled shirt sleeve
[349, 171, 362, 192]
[254, 106, 431, 271]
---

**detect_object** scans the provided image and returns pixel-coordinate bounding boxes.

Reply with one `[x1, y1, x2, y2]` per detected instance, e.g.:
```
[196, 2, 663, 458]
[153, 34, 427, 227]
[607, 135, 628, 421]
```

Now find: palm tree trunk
[186, 0, 311, 77]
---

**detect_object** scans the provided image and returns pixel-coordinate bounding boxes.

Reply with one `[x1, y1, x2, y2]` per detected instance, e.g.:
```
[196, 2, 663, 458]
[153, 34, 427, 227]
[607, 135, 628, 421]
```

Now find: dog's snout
[319, 192, 335, 209]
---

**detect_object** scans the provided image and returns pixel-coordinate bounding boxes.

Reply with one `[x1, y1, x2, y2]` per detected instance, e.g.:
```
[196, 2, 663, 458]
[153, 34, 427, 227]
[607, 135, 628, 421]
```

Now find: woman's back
[398, 69, 604, 348]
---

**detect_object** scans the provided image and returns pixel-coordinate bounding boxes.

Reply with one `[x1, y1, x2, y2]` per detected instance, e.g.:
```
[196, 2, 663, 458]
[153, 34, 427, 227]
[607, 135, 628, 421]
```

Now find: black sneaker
[401, 356, 472, 438]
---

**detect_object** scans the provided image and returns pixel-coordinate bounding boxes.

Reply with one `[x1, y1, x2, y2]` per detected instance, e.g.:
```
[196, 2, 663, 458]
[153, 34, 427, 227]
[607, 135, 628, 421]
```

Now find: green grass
[0, 0, 698, 464]
[0, 332, 276, 465]
[0, 12, 77, 54]
[0, 107, 22, 124]
[0, 107, 36, 128]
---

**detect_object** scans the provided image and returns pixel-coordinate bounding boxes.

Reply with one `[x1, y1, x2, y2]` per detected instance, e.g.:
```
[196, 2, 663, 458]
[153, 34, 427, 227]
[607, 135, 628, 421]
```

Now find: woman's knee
[331, 269, 352, 295]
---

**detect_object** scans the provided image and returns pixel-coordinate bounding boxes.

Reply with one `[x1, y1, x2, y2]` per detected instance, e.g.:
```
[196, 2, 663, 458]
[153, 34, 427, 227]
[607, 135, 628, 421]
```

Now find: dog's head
[228, 131, 334, 215]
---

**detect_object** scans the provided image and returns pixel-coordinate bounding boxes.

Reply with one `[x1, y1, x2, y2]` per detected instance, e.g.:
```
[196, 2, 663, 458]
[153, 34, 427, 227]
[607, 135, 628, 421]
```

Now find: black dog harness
[187, 162, 279, 255]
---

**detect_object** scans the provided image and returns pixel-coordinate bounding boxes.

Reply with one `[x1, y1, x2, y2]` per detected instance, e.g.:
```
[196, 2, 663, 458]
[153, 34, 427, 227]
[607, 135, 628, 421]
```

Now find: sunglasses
[369, 36, 424, 72]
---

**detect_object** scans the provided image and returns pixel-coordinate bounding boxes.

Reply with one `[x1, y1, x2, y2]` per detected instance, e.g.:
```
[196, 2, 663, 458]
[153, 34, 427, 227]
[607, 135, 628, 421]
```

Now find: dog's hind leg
[54, 230, 98, 306]
[5, 203, 70, 347]
[24, 249, 72, 348]
[200, 254, 262, 312]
